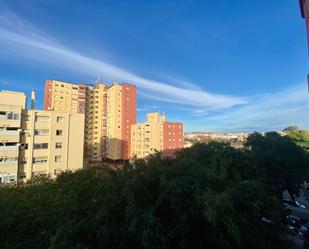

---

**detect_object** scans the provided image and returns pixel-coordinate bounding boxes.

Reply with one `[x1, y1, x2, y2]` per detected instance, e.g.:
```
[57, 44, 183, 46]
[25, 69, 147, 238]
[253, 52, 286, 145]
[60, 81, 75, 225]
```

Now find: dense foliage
[282, 125, 309, 150]
[287, 130, 309, 150]
[0, 132, 309, 249]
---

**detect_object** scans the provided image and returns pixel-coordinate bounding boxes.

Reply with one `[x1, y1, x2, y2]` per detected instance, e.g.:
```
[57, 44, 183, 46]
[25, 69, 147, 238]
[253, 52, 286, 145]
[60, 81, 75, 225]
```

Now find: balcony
[0, 130, 20, 143]
[0, 145, 19, 151]
[0, 119, 21, 128]
[0, 130, 20, 136]
[0, 160, 18, 167]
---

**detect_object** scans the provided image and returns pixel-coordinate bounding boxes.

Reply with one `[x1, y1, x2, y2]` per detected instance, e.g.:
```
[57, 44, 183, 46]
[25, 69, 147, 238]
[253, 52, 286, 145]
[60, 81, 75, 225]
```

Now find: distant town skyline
[0, 0, 308, 132]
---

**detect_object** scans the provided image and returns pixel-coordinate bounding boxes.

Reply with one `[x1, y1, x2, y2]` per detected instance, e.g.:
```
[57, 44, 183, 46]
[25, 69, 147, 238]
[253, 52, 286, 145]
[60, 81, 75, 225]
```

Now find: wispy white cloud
[0, 7, 245, 110]
[1, 7, 307, 132]
[204, 84, 309, 131]
[137, 105, 161, 112]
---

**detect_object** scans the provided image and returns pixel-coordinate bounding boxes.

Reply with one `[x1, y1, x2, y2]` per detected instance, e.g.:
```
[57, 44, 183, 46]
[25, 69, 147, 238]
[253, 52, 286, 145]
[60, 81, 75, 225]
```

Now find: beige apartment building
[106, 84, 122, 161]
[19, 110, 84, 180]
[45, 80, 137, 163]
[0, 91, 26, 184]
[44, 80, 87, 113]
[84, 84, 108, 162]
[131, 113, 166, 158]
[131, 113, 184, 158]
[0, 90, 85, 184]
[106, 83, 136, 161]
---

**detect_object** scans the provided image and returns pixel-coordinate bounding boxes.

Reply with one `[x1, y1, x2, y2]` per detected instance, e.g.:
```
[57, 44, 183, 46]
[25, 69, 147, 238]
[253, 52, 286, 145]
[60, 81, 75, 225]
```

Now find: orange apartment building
[44, 80, 136, 163]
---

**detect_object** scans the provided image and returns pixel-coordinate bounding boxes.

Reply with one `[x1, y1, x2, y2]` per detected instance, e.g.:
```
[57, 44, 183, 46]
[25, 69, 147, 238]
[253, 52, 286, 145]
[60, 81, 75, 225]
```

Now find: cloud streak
[0, 7, 246, 110]
[0, 7, 307, 132]
[205, 84, 309, 131]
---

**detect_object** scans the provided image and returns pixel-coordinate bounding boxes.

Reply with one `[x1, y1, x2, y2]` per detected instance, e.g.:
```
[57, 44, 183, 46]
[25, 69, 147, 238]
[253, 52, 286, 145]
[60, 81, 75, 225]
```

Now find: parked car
[286, 215, 309, 237]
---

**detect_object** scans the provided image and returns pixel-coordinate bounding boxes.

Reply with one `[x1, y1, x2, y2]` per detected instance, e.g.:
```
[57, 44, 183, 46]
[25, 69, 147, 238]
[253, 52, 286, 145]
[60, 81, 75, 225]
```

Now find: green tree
[0, 142, 296, 249]
[287, 129, 309, 150]
[245, 132, 309, 201]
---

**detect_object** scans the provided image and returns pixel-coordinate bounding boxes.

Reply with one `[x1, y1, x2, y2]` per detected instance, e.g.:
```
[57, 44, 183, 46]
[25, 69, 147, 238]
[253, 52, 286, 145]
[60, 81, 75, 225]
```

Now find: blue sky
[0, 0, 308, 132]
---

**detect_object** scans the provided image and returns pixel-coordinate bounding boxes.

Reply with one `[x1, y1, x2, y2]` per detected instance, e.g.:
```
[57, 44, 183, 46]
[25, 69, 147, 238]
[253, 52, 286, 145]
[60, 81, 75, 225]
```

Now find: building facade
[106, 83, 136, 161]
[300, 0, 309, 50]
[44, 80, 87, 113]
[0, 91, 85, 184]
[300, 0, 309, 91]
[44, 80, 137, 163]
[19, 110, 85, 180]
[84, 84, 108, 162]
[131, 113, 184, 158]
[0, 91, 26, 184]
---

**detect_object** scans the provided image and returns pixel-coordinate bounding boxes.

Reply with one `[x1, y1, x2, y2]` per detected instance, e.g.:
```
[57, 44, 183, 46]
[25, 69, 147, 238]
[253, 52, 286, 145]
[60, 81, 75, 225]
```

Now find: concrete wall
[21, 110, 85, 180]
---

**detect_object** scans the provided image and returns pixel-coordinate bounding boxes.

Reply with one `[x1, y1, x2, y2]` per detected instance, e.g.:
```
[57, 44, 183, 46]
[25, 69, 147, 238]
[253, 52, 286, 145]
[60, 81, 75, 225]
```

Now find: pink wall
[44, 80, 53, 111]
[121, 84, 136, 160]
[163, 122, 184, 157]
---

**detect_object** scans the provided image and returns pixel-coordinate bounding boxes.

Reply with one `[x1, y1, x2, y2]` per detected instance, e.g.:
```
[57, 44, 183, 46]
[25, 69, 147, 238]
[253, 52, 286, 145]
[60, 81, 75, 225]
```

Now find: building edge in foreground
[299, 0, 309, 93]
[0, 90, 85, 184]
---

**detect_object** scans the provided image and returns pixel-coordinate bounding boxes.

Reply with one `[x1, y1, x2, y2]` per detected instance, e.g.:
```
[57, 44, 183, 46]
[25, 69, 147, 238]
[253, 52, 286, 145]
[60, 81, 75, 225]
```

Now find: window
[55, 142, 62, 149]
[33, 157, 48, 164]
[5, 113, 20, 120]
[2, 175, 17, 184]
[55, 155, 62, 163]
[56, 130, 63, 136]
[57, 116, 64, 123]
[7, 112, 13, 120]
[34, 129, 49, 136]
[6, 142, 18, 147]
[13, 113, 19, 120]
[54, 169, 63, 175]
[35, 116, 50, 122]
[6, 127, 18, 131]
[34, 143, 49, 149]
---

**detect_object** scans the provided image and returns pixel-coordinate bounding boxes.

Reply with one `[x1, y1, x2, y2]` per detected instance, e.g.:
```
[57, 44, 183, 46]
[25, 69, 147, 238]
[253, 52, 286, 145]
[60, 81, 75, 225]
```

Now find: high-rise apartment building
[44, 80, 87, 113]
[85, 84, 108, 162]
[0, 90, 85, 184]
[106, 83, 136, 161]
[44, 80, 137, 162]
[131, 112, 184, 158]
[19, 110, 85, 180]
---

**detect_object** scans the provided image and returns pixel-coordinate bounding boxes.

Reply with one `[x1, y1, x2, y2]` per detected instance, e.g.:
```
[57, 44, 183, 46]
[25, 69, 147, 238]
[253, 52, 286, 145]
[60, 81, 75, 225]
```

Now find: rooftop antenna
[96, 76, 102, 84]
[31, 89, 35, 110]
